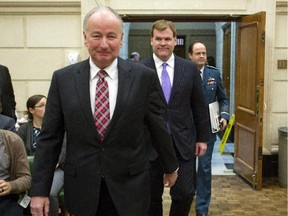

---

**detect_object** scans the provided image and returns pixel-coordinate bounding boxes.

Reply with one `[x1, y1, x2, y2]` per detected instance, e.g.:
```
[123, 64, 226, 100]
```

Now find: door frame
[122, 13, 265, 190]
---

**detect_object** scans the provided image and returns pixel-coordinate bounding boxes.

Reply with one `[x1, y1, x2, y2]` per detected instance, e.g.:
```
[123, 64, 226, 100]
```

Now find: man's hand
[163, 170, 178, 187]
[30, 196, 50, 216]
[219, 118, 228, 131]
[195, 142, 207, 157]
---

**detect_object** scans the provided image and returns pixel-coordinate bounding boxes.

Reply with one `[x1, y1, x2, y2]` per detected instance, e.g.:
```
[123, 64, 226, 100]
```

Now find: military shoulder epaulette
[206, 65, 218, 70]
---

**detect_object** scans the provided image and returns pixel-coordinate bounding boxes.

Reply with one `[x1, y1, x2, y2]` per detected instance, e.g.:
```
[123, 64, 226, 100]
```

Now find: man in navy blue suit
[0, 64, 17, 122]
[142, 20, 210, 216]
[189, 41, 229, 216]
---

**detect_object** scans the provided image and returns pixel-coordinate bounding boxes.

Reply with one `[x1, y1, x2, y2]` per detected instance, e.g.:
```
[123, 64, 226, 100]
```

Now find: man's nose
[100, 37, 109, 47]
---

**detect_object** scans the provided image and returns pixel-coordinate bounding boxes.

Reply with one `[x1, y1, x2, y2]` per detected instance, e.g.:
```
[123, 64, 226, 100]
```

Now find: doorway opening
[124, 20, 236, 176]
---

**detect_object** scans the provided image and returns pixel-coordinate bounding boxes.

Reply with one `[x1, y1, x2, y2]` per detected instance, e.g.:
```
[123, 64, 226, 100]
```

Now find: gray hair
[83, 6, 124, 32]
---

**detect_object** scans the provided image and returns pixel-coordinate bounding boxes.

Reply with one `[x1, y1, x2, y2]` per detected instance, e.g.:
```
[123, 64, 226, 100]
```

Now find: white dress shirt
[153, 53, 175, 87]
[89, 58, 118, 119]
[200, 66, 204, 80]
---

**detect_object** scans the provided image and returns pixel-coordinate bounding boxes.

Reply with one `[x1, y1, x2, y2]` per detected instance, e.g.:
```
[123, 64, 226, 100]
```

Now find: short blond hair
[150, 19, 177, 38]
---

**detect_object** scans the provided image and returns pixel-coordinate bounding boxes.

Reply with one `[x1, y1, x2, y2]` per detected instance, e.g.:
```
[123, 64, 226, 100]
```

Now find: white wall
[0, 0, 287, 154]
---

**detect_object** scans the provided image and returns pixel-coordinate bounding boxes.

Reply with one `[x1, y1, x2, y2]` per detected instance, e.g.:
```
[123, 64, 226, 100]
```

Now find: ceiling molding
[0, 1, 81, 15]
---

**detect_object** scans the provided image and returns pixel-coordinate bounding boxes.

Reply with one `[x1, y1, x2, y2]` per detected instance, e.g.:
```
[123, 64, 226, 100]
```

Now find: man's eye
[108, 35, 117, 40]
[92, 35, 101, 39]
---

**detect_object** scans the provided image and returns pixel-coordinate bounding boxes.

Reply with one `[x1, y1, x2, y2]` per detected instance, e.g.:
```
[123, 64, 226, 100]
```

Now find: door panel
[234, 12, 265, 190]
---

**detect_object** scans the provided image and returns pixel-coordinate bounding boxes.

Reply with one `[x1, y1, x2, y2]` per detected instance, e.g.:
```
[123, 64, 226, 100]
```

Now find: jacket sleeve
[215, 71, 229, 120]
[2, 131, 31, 194]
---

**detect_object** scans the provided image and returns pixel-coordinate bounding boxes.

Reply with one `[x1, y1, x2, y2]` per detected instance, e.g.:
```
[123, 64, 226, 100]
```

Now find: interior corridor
[162, 139, 288, 216]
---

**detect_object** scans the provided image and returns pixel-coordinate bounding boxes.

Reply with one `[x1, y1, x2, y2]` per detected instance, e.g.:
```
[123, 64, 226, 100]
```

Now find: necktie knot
[162, 62, 167, 70]
[199, 70, 203, 81]
[98, 70, 108, 79]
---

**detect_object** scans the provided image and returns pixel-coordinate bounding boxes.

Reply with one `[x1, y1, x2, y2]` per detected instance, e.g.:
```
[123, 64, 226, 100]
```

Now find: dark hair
[207, 56, 216, 67]
[26, 95, 46, 121]
[188, 40, 205, 54]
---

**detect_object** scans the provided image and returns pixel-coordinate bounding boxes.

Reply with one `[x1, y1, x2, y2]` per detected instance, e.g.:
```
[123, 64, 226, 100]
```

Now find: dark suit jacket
[30, 58, 178, 216]
[0, 114, 16, 132]
[17, 121, 66, 165]
[0, 65, 17, 121]
[141, 55, 210, 160]
[202, 65, 229, 142]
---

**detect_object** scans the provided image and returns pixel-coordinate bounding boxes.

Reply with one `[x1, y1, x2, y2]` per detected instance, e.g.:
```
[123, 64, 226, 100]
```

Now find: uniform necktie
[161, 62, 171, 103]
[94, 70, 110, 141]
[200, 70, 203, 81]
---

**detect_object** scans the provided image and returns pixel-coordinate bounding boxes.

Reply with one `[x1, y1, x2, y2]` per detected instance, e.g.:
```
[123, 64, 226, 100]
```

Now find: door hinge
[261, 31, 265, 44]
[258, 147, 262, 160]
[252, 172, 257, 189]
[256, 85, 260, 116]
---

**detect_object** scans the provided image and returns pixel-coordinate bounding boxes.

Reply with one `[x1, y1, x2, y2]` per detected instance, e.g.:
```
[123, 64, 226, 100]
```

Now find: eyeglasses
[34, 104, 46, 108]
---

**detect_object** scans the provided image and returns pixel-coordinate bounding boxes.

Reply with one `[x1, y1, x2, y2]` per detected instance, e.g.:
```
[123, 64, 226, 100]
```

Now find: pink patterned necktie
[94, 70, 110, 141]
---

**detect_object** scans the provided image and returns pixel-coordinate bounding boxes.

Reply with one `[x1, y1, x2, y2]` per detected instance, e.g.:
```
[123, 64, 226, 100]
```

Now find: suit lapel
[169, 56, 183, 102]
[105, 58, 135, 137]
[146, 57, 166, 103]
[74, 60, 96, 128]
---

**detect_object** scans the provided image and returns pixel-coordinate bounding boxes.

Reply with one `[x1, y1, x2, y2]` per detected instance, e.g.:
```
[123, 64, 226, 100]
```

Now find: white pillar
[119, 22, 130, 59]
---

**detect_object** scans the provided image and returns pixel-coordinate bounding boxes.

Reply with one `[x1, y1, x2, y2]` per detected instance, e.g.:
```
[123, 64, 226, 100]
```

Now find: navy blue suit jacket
[0, 114, 16, 132]
[142, 55, 210, 160]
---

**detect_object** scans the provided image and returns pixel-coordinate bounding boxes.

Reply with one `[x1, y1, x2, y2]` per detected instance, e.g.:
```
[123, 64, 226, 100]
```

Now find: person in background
[17, 95, 46, 155]
[141, 20, 210, 216]
[206, 56, 216, 67]
[0, 129, 31, 216]
[188, 41, 229, 216]
[30, 6, 178, 216]
[17, 94, 65, 216]
[0, 64, 17, 122]
[0, 114, 16, 132]
[128, 51, 141, 62]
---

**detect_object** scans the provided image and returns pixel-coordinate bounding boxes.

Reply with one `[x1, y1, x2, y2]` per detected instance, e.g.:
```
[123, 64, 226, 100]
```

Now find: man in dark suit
[189, 41, 229, 216]
[30, 6, 178, 216]
[141, 20, 210, 216]
[0, 64, 17, 122]
[0, 114, 16, 132]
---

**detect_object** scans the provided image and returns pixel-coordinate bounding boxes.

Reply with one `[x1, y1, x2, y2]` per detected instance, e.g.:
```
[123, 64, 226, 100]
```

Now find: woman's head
[26, 95, 46, 121]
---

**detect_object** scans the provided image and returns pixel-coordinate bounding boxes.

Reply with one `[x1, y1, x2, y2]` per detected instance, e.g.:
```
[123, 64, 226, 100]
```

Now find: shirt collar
[200, 66, 205, 73]
[89, 58, 118, 80]
[153, 53, 175, 70]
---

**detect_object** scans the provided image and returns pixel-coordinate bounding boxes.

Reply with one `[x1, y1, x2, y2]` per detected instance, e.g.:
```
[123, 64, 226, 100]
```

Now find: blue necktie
[161, 63, 171, 103]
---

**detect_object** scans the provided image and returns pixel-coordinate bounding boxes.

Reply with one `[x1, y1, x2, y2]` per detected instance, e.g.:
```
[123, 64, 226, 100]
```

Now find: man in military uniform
[188, 42, 229, 216]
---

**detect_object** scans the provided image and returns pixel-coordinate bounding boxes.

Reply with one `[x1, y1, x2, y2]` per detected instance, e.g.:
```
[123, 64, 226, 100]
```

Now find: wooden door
[222, 24, 231, 101]
[234, 12, 266, 190]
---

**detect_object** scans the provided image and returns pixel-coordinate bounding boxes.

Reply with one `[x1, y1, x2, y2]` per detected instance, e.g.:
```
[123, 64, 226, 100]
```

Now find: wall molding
[0, 1, 81, 15]
[276, 1, 288, 15]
